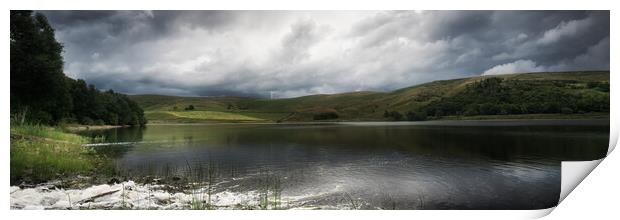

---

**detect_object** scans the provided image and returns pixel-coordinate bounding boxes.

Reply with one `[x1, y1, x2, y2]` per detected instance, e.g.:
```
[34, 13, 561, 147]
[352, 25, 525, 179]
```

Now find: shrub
[388, 111, 403, 121]
[406, 110, 427, 121]
[313, 112, 339, 120]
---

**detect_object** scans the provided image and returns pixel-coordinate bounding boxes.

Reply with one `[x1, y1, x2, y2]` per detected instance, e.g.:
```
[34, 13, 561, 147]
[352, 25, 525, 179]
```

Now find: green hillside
[130, 71, 610, 123]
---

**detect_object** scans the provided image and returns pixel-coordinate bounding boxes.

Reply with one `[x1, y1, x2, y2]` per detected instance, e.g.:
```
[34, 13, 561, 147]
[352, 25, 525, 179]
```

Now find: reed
[342, 192, 361, 210]
[258, 174, 283, 210]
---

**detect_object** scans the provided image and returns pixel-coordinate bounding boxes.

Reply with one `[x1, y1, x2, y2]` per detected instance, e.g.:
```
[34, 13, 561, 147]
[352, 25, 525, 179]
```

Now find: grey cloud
[279, 19, 324, 63]
[40, 10, 609, 98]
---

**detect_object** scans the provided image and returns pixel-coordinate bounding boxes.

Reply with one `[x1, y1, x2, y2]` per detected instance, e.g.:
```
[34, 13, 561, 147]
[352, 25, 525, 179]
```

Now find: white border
[2, 0, 617, 219]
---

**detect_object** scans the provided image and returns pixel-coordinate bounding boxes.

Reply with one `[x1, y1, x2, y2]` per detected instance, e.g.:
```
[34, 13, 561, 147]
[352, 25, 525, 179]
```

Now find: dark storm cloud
[40, 11, 610, 97]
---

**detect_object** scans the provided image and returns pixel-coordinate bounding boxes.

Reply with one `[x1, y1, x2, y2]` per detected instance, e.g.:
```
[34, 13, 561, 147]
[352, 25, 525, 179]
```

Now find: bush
[406, 110, 427, 121]
[421, 76, 609, 117]
[28, 111, 54, 125]
[463, 105, 479, 116]
[386, 111, 403, 121]
[313, 112, 339, 120]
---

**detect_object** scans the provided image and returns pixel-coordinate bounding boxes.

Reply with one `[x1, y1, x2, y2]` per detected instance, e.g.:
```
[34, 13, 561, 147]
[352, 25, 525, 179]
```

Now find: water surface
[81, 119, 609, 209]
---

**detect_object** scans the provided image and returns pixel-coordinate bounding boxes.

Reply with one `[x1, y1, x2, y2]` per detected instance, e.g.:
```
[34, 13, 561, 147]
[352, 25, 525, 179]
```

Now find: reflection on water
[80, 119, 609, 209]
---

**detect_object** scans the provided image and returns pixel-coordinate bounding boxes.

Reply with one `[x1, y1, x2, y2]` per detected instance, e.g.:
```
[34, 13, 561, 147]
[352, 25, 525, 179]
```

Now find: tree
[313, 112, 339, 120]
[422, 76, 609, 117]
[10, 11, 147, 127]
[406, 110, 427, 121]
[11, 11, 72, 124]
[388, 111, 403, 121]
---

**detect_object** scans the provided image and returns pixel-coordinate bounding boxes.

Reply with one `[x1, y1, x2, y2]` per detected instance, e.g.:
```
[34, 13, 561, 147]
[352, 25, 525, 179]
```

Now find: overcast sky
[41, 11, 610, 98]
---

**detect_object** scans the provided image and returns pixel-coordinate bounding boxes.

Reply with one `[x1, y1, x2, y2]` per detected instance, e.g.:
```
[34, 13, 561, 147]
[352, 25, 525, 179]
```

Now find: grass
[145, 110, 290, 123]
[185, 160, 217, 210]
[10, 124, 109, 184]
[10, 124, 88, 144]
[342, 192, 362, 210]
[171, 110, 263, 121]
[258, 175, 283, 210]
[129, 95, 251, 112]
[146, 110, 262, 122]
[131, 71, 610, 123]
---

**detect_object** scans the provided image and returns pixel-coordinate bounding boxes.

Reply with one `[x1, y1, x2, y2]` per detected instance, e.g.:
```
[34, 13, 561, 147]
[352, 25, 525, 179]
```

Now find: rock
[11, 180, 267, 210]
[10, 186, 20, 194]
[152, 192, 171, 204]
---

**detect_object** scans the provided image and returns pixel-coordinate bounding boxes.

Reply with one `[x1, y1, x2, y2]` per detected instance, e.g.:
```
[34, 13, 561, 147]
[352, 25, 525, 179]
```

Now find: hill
[129, 71, 610, 123]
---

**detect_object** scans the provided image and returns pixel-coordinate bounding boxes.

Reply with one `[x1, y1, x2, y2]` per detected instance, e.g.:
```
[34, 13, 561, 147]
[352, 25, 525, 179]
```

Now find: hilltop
[129, 71, 610, 123]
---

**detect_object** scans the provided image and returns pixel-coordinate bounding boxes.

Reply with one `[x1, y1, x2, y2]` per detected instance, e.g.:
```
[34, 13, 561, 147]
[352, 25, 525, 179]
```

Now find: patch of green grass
[11, 124, 88, 144]
[10, 124, 109, 184]
[171, 111, 263, 121]
[10, 139, 97, 183]
[235, 112, 291, 121]
[144, 111, 180, 121]
[145, 110, 286, 122]
[129, 95, 252, 111]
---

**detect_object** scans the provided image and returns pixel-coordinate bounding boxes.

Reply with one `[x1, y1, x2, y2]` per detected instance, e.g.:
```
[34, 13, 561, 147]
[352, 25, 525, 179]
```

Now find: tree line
[10, 11, 146, 126]
[384, 77, 609, 121]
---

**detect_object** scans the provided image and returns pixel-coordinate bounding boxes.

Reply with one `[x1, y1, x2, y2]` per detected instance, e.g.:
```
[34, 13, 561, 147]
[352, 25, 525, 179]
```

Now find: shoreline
[64, 125, 131, 131]
[143, 114, 610, 126]
[9, 180, 256, 210]
[9, 179, 339, 210]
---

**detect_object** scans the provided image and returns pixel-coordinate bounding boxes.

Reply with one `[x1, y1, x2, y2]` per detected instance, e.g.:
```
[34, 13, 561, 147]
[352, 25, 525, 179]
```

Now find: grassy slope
[130, 71, 610, 123]
[10, 124, 104, 184]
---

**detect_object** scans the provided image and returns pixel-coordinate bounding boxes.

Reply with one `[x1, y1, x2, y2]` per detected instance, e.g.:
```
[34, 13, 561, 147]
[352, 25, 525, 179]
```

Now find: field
[130, 71, 610, 123]
[144, 110, 291, 123]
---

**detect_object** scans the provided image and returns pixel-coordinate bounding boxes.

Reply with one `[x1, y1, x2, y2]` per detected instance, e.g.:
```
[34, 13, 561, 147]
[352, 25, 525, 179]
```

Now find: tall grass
[10, 124, 106, 184]
[186, 160, 218, 210]
[10, 139, 96, 183]
[258, 174, 283, 210]
[342, 192, 361, 210]
[10, 124, 88, 144]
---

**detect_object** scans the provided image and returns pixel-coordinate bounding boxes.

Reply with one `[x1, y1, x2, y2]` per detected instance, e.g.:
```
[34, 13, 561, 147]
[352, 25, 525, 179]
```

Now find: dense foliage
[10, 11, 146, 126]
[423, 77, 609, 118]
[184, 105, 195, 111]
[313, 112, 339, 120]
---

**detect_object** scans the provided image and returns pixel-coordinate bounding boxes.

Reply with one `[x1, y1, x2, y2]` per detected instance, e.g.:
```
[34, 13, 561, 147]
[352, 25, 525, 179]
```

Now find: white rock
[10, 180, 277, 210]
[152, 192, 171, 203]
[10, 186, 20, 194]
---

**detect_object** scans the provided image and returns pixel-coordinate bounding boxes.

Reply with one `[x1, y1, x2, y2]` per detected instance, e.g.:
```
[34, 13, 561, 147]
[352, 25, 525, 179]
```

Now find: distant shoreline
[64, 124, 130, 131]
[143, 114, 609, 126]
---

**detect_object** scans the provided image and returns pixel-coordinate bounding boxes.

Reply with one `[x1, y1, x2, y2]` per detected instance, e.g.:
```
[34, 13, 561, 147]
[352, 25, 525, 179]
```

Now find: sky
[41, 10, 610, 98]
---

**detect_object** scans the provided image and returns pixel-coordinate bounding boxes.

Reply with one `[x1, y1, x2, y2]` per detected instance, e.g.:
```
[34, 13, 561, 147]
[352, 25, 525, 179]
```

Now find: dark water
[80, 119, 609, 210]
